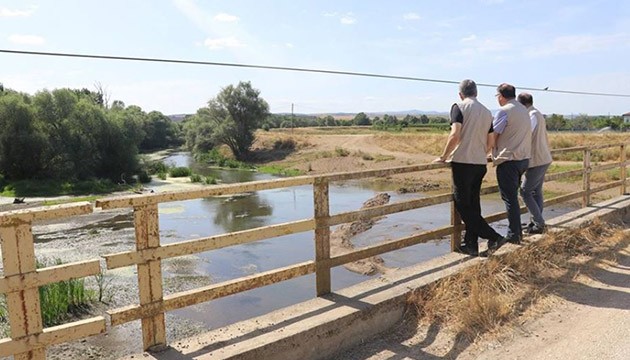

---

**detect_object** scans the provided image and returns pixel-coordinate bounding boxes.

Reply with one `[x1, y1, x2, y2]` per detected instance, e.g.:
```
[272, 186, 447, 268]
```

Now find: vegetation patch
[257, 165, 303, 177]
[409, 221, 628, 340]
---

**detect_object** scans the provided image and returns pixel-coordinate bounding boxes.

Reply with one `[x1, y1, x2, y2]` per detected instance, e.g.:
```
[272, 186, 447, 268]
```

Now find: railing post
[313, 177, 331, 296]
[0, 221, 46, 360]
[133, 204, 166, 351]
[621, 144, 627, 195]
[582, 148, 591, 207]
[450, 183, 462, 251]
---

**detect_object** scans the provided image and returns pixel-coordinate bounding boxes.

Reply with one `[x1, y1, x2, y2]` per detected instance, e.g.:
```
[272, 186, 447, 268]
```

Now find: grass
[0, 179, 123, 198]
[257, 165, 303, 177]
[42, 195, 101, 206]
[409, 220, 628, 340]
[37, 259, 96, 327]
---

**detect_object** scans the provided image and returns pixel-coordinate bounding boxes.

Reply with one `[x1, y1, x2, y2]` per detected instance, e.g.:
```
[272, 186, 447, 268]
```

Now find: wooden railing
[0, 142, 628, 358]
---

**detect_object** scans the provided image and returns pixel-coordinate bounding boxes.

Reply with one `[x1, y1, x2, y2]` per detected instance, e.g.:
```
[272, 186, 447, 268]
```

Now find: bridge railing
[0, 142, 628, 358]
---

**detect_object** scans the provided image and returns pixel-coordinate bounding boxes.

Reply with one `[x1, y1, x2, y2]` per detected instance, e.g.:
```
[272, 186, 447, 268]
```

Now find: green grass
[257, 165, 303, 177]
[0, 179, 123, 198]
[37, 259, 96, 327]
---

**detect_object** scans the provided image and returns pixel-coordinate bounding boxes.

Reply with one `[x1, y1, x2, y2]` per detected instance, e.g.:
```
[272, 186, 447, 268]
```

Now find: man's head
[458, 79, 477, 99]
[517, 92, 534, 107]
[496, 83, 516, 106]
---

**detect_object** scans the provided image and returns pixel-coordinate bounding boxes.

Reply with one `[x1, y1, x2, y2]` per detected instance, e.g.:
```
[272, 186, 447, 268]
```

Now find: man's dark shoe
[526, 224, 545, 235]
[456, 244, 479, 257]
[487, 236, 507, 254]
[506, 236, 521, 245]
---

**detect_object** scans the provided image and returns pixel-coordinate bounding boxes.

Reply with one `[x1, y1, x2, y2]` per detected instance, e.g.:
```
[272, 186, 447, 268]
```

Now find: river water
[152, 153, 575, 330]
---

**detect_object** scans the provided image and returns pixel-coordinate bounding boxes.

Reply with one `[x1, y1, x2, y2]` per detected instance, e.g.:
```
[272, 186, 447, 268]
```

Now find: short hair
[459, 79, 477, 97]
[517, 92, 533, 107]
[497, 83, 516, 99]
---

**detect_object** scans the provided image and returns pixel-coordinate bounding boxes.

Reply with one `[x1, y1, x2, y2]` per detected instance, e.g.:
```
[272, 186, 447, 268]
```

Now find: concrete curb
[119, 195, 630, 360]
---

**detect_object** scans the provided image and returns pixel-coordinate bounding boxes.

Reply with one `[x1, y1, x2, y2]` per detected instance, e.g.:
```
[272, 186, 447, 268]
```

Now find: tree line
[1, 80, 625, 185]
[0, 85, 182, 182]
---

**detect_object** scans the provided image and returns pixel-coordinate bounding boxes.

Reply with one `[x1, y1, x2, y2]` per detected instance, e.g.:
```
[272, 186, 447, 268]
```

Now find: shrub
[204, 176, 218, 185]
[190, 173, 203, 183]
[137, 170, 151, 183]
[157, 172, 167, 180]
[169, 167, 192, 177]
[146, 160, 169, 175]
[335, 147, 350, 157]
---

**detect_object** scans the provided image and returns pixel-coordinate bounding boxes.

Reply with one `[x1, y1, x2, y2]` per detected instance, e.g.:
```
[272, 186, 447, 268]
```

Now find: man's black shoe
[456, 244, 479, 257]
[487, 236, 507, 254]
[526, 225, 545, 235]
[506, 236, 521, 245]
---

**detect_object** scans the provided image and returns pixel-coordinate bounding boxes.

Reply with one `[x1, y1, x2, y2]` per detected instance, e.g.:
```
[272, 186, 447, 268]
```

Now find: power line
[2, 48, 630, 98]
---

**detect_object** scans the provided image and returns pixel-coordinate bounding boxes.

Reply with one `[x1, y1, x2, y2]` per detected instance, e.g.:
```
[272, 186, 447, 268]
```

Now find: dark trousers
[496, 159, 529, 240]
[451, 162, 501, 246]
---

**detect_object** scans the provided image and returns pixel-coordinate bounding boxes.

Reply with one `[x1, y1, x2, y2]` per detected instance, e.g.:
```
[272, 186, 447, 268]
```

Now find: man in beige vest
[492, 83, 531, 244]
[517, 92, 552, 234]
[434, 79, 504, 256]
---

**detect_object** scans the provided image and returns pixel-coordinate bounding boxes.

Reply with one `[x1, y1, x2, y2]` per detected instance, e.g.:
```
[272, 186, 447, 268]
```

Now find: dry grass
[373, 133, 447, 156]
[408, 220, 629, 340]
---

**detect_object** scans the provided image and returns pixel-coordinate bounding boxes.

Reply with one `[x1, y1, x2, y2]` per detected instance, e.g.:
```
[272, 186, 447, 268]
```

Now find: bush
[190, 173, 203, 183]
[169, 167, 192, 177]
[137, 170, 151, 183]
[157, 172, 167, 180]
[204, 176, 217, 185]
[146, 160, 169, 175]
[335, 147, 350, 157]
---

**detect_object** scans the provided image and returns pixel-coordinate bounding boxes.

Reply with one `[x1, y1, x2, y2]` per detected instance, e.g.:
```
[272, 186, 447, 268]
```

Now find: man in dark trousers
[492, 83, 532, 244]
[434, 79, 505, 256]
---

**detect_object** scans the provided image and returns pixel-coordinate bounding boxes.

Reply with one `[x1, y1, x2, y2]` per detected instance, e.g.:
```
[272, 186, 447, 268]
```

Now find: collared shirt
[493, 109, 508, 134]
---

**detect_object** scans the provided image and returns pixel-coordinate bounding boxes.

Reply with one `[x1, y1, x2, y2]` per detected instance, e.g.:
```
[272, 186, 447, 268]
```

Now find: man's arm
[491, 109, 508, 146]
[433, 123, 461, 162]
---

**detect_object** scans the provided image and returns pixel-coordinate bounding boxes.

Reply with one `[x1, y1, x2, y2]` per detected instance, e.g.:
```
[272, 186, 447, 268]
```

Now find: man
[518, 92, 552, 234]
[433, 79, 504, 256]
[492, 83, 532, 244]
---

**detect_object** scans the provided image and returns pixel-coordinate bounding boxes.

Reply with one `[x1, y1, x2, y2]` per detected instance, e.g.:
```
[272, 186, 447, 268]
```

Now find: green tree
[353, 112, 370, 126]
[546, 114, 566, 131]
[205, 82, 269, 160]
[0, 93, 48, 179]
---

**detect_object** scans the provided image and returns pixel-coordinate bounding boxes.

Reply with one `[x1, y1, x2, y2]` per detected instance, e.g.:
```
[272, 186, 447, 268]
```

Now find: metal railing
[0, 142, 628, 359]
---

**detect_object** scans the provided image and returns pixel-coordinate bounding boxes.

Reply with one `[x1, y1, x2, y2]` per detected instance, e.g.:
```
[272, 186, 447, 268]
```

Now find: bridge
[0, 142, 628, 359]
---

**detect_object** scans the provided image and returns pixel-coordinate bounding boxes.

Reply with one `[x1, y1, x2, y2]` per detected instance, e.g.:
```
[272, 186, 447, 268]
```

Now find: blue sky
[1, 0, 629, 116]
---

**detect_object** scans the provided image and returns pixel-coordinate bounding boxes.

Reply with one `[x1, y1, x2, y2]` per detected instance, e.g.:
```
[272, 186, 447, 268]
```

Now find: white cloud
[8, 34, 45, 45]
[403, 13, 420, 21]
[461, 34, 477, 42]
[203, 37, 245, 50]
[285, 43, 294, 48]
[340, 15, 356, 25]
[323, 12, 338, 17]
[213, 13, 239, 22]
[0, 6, 36, 17]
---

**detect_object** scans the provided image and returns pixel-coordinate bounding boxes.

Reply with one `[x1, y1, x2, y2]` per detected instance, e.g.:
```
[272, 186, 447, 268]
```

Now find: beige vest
[450, 97, 493, 165]
[493, 99, 531, 165]
[528, 106, 552, 168]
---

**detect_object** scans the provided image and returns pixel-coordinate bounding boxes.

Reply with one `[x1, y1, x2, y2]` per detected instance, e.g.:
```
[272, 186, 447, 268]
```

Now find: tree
[191, 82, 269, 160]
[353, 112, 370, 126]
[546, 114, 566, 131]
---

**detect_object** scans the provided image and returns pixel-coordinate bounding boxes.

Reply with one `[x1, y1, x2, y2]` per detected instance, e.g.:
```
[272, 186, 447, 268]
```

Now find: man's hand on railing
[432, 156, 446, 163]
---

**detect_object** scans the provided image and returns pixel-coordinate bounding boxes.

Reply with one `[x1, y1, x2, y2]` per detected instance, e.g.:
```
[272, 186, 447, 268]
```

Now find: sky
[1, 0, 629, 116]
